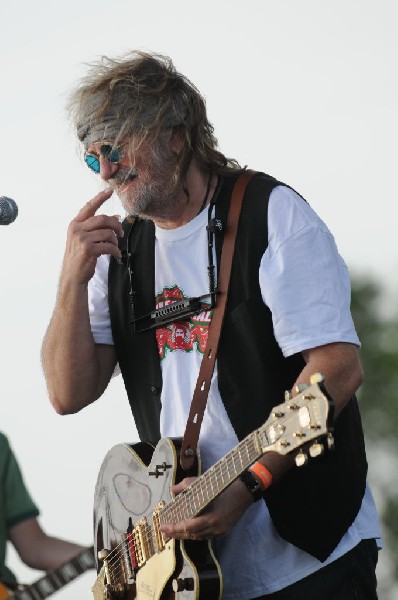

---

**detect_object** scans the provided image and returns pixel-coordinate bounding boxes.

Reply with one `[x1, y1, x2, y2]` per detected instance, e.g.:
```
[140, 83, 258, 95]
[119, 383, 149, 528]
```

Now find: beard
[112, 142, 181, 221]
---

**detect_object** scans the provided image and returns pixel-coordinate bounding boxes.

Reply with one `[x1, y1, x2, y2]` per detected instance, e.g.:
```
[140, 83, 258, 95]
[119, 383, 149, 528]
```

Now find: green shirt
[0, 432, 39, 585]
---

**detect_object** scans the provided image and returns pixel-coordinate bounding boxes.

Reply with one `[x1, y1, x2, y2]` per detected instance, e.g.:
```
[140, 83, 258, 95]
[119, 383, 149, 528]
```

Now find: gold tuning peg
[310, 372, 324, 385]
[327, 434, 335, 451]
[309, 443, 324, 458]
[293, 383, 308, 394]
[295, 451, 308, 467]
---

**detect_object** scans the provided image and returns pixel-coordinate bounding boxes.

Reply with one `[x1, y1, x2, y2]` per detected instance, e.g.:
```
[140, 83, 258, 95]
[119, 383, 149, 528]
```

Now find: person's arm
[42, 189, 122, 414]
[9, 517, 85, 571]
[161, 343, 363, 541]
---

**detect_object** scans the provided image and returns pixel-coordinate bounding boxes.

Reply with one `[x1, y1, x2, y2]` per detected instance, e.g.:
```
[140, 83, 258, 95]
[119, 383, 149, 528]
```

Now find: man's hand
[160, 477, 253, 541]
[63, 188, 124, 285]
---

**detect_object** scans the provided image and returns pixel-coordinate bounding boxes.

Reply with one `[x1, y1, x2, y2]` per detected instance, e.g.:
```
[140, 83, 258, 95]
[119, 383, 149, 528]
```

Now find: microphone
[0, 197, 18, 225]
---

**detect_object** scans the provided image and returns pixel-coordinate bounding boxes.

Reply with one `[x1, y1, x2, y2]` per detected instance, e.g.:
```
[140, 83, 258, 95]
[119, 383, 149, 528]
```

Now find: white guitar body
[93, 439, 222, 599]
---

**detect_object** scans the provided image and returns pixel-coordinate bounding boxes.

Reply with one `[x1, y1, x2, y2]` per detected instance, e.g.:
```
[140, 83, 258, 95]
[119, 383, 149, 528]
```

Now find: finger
[93, 241, 123, 261]
[75, 188, 114, 222]
[161, 518, 201, 539]
[83, 214, 124, 238]
[67, 216, 123, 250]
[83, 228, 121, 248]
[171, 477, 197, 494]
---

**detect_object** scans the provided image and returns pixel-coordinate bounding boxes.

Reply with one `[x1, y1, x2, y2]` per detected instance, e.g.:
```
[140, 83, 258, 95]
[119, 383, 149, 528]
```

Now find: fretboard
[13, 546, 95, 600]
[160, 431, 263, 526]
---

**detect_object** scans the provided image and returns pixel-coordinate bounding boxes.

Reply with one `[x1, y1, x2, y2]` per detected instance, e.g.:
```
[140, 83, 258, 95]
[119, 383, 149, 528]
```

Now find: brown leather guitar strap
[180, 169, 256, 471]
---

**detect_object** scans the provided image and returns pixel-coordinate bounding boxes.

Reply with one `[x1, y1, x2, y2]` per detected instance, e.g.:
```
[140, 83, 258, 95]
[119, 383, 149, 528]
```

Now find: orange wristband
[249, 462, 273, 490]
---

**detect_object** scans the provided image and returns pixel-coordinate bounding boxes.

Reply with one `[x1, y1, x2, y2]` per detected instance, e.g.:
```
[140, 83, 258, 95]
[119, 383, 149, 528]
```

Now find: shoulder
[0, 431, 11, 453]
[268, 184, 334, 252]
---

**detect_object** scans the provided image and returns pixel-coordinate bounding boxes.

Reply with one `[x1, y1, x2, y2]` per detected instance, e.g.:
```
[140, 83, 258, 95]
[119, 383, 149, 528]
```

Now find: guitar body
[93, 438, 222, 600]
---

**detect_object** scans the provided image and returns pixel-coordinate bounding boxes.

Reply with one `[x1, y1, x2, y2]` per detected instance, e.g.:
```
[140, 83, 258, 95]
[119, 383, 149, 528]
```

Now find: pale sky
[1, 1, 397, 597]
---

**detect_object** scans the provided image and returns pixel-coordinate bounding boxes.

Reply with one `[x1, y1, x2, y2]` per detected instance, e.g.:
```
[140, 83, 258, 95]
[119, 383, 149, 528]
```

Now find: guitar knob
[295, 452, 308, 467]
[327, 433, 335, 451]
[309, 443, 324, 458]
[97, 549, 110, 561]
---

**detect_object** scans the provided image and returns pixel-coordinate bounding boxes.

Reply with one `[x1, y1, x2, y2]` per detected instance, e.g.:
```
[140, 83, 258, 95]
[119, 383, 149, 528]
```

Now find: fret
[16, 582, 42, 600]
[50, 573, 62, 589]
[198, 479, 205, 508]
[36, 577, 55, 598]
[77, 549, 95, 570]
[58, 562, 78, 582]
[190, 487, 199, 516]
[14, 590, 37, 600]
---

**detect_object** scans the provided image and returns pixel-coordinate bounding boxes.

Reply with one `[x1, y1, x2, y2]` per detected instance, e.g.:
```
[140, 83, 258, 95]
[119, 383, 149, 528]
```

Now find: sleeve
[88, 254, 114, 345]
[1, 435, 39, 529]
[260, 185, 360, 357]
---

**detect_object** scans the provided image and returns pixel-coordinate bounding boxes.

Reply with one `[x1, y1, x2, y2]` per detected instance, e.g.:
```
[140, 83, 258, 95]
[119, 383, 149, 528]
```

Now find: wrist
[239, 469, 263, 502]
[239, 462, 273, 503]
[249, 461, 273, 489]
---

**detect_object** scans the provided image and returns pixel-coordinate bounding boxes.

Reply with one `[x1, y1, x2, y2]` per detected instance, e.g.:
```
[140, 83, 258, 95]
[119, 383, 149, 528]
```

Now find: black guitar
[0, 546, 95, 599]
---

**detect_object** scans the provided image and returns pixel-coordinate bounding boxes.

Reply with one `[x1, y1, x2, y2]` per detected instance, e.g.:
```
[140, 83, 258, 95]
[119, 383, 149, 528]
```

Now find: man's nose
[99, 156, 119, 181]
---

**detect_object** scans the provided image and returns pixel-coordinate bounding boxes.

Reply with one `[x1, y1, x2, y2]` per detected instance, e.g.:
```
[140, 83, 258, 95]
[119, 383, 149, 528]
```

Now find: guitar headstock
[258, 373, 334, 466]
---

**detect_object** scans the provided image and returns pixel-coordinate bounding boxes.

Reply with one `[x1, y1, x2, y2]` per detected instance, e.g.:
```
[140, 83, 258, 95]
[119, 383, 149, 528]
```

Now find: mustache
[110, 167, 139, 185]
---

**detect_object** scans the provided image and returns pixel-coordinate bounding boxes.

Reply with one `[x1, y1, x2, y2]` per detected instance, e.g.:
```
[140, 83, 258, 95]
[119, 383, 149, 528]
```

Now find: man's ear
[170, 126, 185, 154]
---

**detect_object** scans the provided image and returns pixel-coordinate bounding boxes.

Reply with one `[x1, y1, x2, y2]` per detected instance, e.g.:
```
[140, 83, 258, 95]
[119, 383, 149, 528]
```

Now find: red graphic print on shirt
[155, 285, 213, 361]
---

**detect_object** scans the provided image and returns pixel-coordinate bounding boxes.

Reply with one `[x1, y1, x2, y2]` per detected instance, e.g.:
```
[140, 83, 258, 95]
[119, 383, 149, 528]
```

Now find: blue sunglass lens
[84, 145, 122, 173]
[100, 144, 122, 163]
[85, 154, 100, 173]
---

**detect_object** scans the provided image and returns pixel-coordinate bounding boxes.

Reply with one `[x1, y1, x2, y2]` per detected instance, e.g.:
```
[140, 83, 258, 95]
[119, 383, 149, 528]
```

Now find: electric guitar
[0, 546, 95, 599]
[92, 375, 334, 600]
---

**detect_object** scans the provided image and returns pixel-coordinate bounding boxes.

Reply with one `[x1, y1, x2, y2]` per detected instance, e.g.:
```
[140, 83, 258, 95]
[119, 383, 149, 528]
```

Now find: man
[0, 431, 88, 590]
[42, 51, 381, 599]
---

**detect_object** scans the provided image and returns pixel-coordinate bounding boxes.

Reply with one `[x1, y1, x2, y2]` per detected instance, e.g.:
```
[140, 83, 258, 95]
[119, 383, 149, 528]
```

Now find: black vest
[108, 172, 367, 561]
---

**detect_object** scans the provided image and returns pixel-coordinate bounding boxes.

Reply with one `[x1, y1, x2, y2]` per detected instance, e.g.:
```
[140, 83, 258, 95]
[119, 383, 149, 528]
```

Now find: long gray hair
[68, 51, 242, 186]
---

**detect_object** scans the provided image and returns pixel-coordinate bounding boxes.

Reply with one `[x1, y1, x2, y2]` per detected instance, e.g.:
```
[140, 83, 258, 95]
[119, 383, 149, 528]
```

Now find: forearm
[10, 519, 86, 571]
[298, 342, 363, 416]
[255, 342, 363, 482]
[26, 536, 85, 571]
[42, 278, 108, 414]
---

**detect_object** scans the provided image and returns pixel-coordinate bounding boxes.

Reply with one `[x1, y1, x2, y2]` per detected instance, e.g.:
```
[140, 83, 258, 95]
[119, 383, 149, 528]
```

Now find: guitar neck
[13, 546, 95, 600]
[161, 432, 261, 525]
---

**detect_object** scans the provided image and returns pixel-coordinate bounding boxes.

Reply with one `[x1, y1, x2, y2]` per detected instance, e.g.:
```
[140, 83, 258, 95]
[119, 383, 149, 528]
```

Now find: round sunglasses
[84, 144, 123, 173]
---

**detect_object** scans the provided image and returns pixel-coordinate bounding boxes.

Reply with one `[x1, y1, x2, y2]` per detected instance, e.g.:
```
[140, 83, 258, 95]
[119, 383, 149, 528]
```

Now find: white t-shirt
[88, 185, 381, 599]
